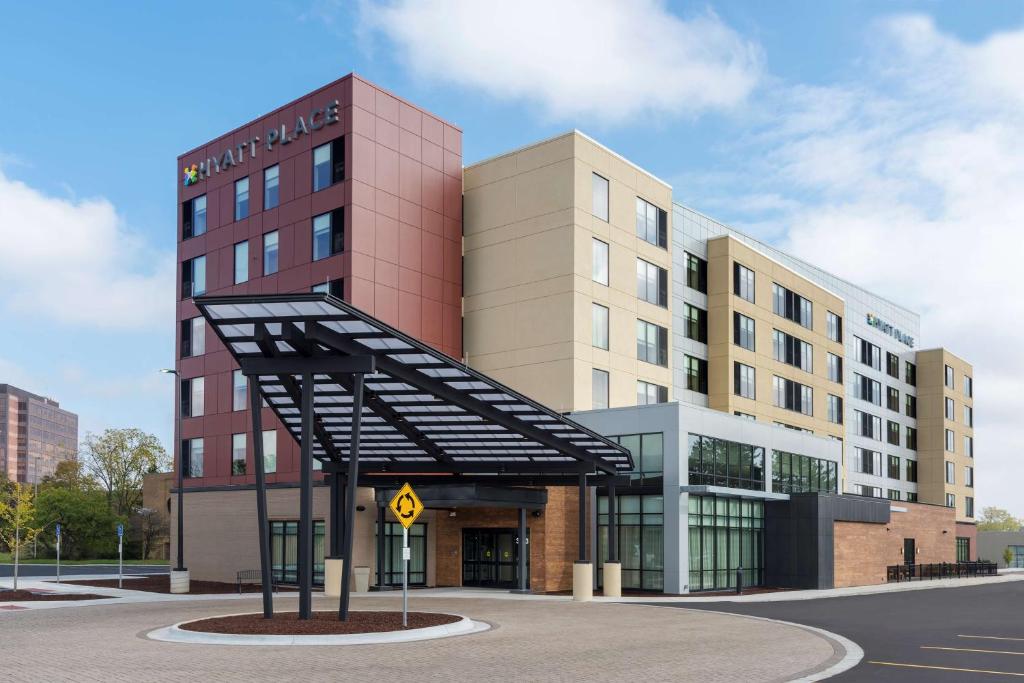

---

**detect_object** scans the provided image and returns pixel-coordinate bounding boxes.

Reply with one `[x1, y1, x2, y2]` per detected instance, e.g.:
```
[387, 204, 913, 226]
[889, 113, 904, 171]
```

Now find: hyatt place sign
[866, 313, 914, 348]
[182, 100, 340, 187]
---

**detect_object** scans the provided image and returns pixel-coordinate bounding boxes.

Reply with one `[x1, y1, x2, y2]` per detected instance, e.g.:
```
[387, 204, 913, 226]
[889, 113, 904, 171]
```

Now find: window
[773, 376, 813, 416]
[180, 317, 205, 358]
[964, 404, 973, 427]
[905, 459, 918, 483]
[945, 397, 955, 420]
[771, 450, 837, 494]
[312, 209, 344, 260]
[271, 520, 326, 586]
[592, 239, 609, 286]
[592, 369, 609, 410]
[637, 320, 668, 366]
[592, 304, 609, 349]
[906, 492, 918, 502]
[684, 355, 708, 394]
[771, 283, 813, 329]
[826, 311, 842, 343]
[905, 394, 917, 418]
[685, 304, 708, 343]
[689, 434, 766, 491]
[234, 241, 249, 284]
[956, 537, 970, 562]
[610, 432, 665, 477]
[854, 410, 882, 440]
[827, 395, 843, 424]
[264, 165, 280, 210]
[592, 173, 609, 221]
[965, 465, 974, 488]
[886, 386, 899, 412]
[945, 364, 955, 389]
[945, 493, 955, 509]
[906, 426, 917, 450]
[905, 361, 917, 386]
[311, 278, 344, 298]
[852, 447, 883, 476]
[734, 412, 756, 420]
[854, 373, 881, 405]
[232, 370, 247, 411]
[600, 493, 665, 590]
[888, 489, 901, 501]
[262, 430, 277, 474]
[855, 336, 881, 370]
[733, 263, 755, 302]
[888, 454, 900, 479]
[964, 376, 973, 397]
[965, 496, 974, 519]
[886, 352, 899, 379]
[686, 495, 765, 591]
[685, 252, 707, 293]
[182, 438, 204, 478]
[887, 420, 900, 446]
[733, 312, 754, 351]
[772, 329, 813, 373]
[636, 259, 668, 306]
[232, 433, 246, 476]
[263, 231, 279, 275]
[635, 197, 667, 248]
[181, 255, 206, 299]
[734, 363, 755, 399]
[827, 353, 843, 383]
[964, 435, 973, 458]
[945, 429, 955, 452]
[313, 137, 345, 191]
[637, 381, 668, 405]
[182, 194, 207, 239]
[234, 177, 250, 220]
[180, 376, 204, 418]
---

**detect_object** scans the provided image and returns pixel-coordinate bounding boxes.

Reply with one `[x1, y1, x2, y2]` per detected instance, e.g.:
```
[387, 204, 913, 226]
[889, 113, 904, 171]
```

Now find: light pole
[159, 369, 186, 578]
[32, 456, 39, 558]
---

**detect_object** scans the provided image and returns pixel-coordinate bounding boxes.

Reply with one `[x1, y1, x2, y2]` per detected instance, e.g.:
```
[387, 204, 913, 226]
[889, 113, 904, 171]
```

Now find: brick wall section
[834, 501, 956, 588]
[956, 521, 978, 561]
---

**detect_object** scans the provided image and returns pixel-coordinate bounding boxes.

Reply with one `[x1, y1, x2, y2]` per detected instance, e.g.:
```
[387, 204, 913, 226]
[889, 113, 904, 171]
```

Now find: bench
[236, 569, 277, 594]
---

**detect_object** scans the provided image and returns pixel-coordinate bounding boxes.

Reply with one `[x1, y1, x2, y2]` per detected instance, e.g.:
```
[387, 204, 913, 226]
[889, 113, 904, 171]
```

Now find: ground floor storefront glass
[381, 521, 427, 585]
[270, 520, 325, 586]
[687, 496, 764, 591]
[597, 494, 664, 591]
[1010, 545, 1024, 568]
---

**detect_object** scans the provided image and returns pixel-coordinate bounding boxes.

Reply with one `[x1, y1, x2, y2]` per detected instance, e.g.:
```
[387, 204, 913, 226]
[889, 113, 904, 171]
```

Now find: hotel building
[0, 384, 78, 484]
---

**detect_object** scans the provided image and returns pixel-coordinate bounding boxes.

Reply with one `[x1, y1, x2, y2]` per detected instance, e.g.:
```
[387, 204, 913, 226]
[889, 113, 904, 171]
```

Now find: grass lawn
[0, 552, 168, 565]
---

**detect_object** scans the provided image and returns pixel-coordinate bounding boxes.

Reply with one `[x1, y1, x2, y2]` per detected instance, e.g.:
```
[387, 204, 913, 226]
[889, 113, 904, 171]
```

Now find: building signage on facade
[866, 313, 915, 348]
[182, 99, 340, 187]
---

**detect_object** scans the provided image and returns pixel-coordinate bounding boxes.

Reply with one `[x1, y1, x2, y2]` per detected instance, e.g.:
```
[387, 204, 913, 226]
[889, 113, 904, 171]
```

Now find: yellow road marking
[870, 661, 1024, 676]
[962, 636, 1024, 643]
[924, 646, 1024, 656]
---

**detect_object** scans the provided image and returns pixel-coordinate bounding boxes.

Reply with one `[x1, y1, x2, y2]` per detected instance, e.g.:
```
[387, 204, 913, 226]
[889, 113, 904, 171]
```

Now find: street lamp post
[160, 368, 188, 593]
[32, 456, 39, 558]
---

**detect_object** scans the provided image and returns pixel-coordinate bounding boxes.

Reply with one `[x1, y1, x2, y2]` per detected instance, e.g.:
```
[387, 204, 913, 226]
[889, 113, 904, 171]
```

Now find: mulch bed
[180, 611, 461, 635]
[0, 589, 109, 602]
[60, 576, 294, 595]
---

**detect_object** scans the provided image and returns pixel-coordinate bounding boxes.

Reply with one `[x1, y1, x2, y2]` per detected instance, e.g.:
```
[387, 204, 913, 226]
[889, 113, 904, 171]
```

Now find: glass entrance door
[462, 528, 529, 588]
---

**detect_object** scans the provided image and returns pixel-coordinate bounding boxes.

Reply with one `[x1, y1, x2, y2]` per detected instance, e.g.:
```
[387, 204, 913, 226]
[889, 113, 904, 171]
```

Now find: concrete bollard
[602, 561, 622, 598]
[169, 569, 190, 594]
[324, 558, 344, 598]
[572, 561, 593, 602]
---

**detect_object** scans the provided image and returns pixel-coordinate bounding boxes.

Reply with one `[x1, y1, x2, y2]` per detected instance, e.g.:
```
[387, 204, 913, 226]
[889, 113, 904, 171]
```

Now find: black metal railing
[887, 561, 998, 583]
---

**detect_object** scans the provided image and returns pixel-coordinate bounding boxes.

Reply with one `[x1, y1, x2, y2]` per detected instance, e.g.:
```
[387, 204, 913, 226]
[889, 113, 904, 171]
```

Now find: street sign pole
[387, 482, 423, 631]
[402, 526, 409, 627]
[56, 524, 61, 584]
[117, 523, 124, 589]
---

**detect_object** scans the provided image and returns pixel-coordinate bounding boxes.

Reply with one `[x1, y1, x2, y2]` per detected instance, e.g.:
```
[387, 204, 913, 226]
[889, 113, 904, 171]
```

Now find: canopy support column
[578, 472, 587, 562]
[339, 372, 365, 621]
[603, 482, 622, 598]
[375, 503, 387, 590]
[249, 378, 273, 619]
[518, 507, 528, 592]
[298, 371, 314, 619]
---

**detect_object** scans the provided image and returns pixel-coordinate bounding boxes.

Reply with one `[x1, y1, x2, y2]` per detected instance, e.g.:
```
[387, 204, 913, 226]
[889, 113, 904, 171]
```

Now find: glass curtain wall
[270, 520, 325, 586]
[381, 521, 427, 585]
[597, 495, 664, 591]
[687, 496, 764, 591]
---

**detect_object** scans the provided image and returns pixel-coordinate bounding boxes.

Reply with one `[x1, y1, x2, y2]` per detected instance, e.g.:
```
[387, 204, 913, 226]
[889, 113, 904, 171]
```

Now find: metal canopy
[195, 293, 633, 478]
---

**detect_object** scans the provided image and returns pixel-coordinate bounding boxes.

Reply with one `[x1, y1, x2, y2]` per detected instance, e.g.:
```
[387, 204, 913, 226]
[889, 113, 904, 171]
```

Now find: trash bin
[354, 566, 370, 593]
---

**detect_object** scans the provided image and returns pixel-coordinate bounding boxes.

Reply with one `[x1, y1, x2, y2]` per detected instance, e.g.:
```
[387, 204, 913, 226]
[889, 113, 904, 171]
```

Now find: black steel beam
[298, 371, 314, 619]
[578, 472, 587, 563]
[239, 355, 376, 376]
[518, 507, 527, 592]
[607, 483, 617, 563]
[375, 504, 386, 590]
[339, 372, 364, 621]
[249, 381, 274, 619]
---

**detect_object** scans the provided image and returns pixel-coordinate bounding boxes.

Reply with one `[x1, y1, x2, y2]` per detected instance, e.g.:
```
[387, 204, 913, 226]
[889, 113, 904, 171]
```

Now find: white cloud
[715, 15, 1024, 515]
[358, 0, 762, 123]
[0, 168, 174, 330]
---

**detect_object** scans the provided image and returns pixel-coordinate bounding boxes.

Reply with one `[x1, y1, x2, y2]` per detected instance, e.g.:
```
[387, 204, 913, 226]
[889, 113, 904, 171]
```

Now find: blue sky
[1, 1, 1022, 513]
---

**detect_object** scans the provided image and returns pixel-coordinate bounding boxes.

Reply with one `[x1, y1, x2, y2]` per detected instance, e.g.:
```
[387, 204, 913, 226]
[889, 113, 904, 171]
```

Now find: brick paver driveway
[0, 593, 842, 682]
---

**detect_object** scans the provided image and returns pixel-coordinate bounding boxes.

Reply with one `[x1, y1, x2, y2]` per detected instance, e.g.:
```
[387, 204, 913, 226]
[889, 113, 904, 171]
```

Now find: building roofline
[676, 202, 920, 319]
[914, 347, 973, 366]
[465, 129, 672, 190]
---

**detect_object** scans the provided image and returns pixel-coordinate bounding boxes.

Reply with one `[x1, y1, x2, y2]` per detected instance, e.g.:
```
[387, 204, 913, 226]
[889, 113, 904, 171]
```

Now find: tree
[81, 428, 170, 517]
[131, 507, 168, 560]
[977, 507, 1023, 532]
[42, 459, 96, 491]
[0, 483, 41, 590]
[35, 486, 119, 560]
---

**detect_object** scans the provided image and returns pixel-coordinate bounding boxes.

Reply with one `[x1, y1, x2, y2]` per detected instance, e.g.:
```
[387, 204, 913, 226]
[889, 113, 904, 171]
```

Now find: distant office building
[0, 384, 78, 484]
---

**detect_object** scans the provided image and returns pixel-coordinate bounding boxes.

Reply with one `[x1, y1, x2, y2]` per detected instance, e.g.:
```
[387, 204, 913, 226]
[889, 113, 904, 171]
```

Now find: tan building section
[141, 472, 174, 560]
[705, 236, 845, 441]
[833, 502, 956, 587]
[463, 131, 673, 413]
[915, 348, 975, 522]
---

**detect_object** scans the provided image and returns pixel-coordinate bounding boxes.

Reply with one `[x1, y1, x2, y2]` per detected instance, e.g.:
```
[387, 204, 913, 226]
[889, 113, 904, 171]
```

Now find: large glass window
[945, 461, 956, 485]
[905, 361, 917, 386]
[637, 381, 668, 406]
[636, 320, 668, 366]
[687, 496, 764, 591]
[826, 311, 842, 343]
[733, 312, 754, 351]
[964, 435, 973, 458]
[264, 164, 280, 210]
[381, 522, 427, 585]
[687, 434, 764, 491]
[233, 370, 247, 411]
[855, 337, 881, 370]
[945, 429, 955, 452]
[592, 173, 609, 221]
[609, 432, 664, 477]
[827, 353, 843, 383]
[888, 454, 900, 479]
[312, 280, 344, 298]
[234, 177, 250, 220]
[772, 283, 812, 329]
[964, 405, 973, 427]
[312, 209, 344, 260]
[854, 373, 882, 405]
[182, 438, 203, 478]
[956, 537, 971, 563]
[313, 137, 345, 191]
[592, 369, 609, 410]
[636, 259, 668, 307]
[232, 433, 246, 476]
[945, 397, 955, 420]
[733, 262, 755, 302]
[906, 426, 918, 450]
[271, 520, 325, 586]
[592, 238, 609, 286]
[886, 352, 900, 379]
[598, 494, 663, 591]
[263, 429, 277, 474]
[905, 394, 917, 418]
[263, 231, 279, 275]
[945, 364, 955, 389]
[684, 355, 708, 394]
[772, 450, 837, 494]
[905, 459, 918, 482]
[854, 409, 882, 440]
[733, 362, 755, 399]
[592, 304, 609, 349]
[182, 194, 207, 239]
[852, 447, 882, 476]
[827, 394, 843, 424]
[887, 386, 900, 412]
[887, 420, 900, 446]
[685, 304, 708, 343]
[180, 316, 205, 358]
[180, 377, 204, 418]
[772, 376, 813, 416]
[234, 241, 248, 284]
[685, 252, 707, 293]
[964, 376, 973, 398]
[772, 329, 812, 373]
[635, 197, 667, 248]
[181, 255, 206, 299]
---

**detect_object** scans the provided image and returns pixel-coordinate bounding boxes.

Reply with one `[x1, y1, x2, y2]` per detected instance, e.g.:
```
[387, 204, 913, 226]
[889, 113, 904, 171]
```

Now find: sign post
[55, 523, 61, 584]
[388, 483, 423, 628]
[117, 523, 124, 589]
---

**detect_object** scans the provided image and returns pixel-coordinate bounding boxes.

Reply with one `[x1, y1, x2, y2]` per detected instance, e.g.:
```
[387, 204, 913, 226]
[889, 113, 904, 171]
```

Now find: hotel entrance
[462, 528, 529, 588]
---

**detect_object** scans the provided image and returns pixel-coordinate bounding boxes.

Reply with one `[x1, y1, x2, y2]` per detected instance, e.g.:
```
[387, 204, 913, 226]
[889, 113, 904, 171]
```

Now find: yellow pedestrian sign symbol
[389, 483, 424, 529]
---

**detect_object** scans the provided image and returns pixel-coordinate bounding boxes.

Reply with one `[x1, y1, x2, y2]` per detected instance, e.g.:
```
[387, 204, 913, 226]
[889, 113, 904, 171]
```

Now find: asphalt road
[0, 563, 168, 578]
[657, 581, 1024, 681]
